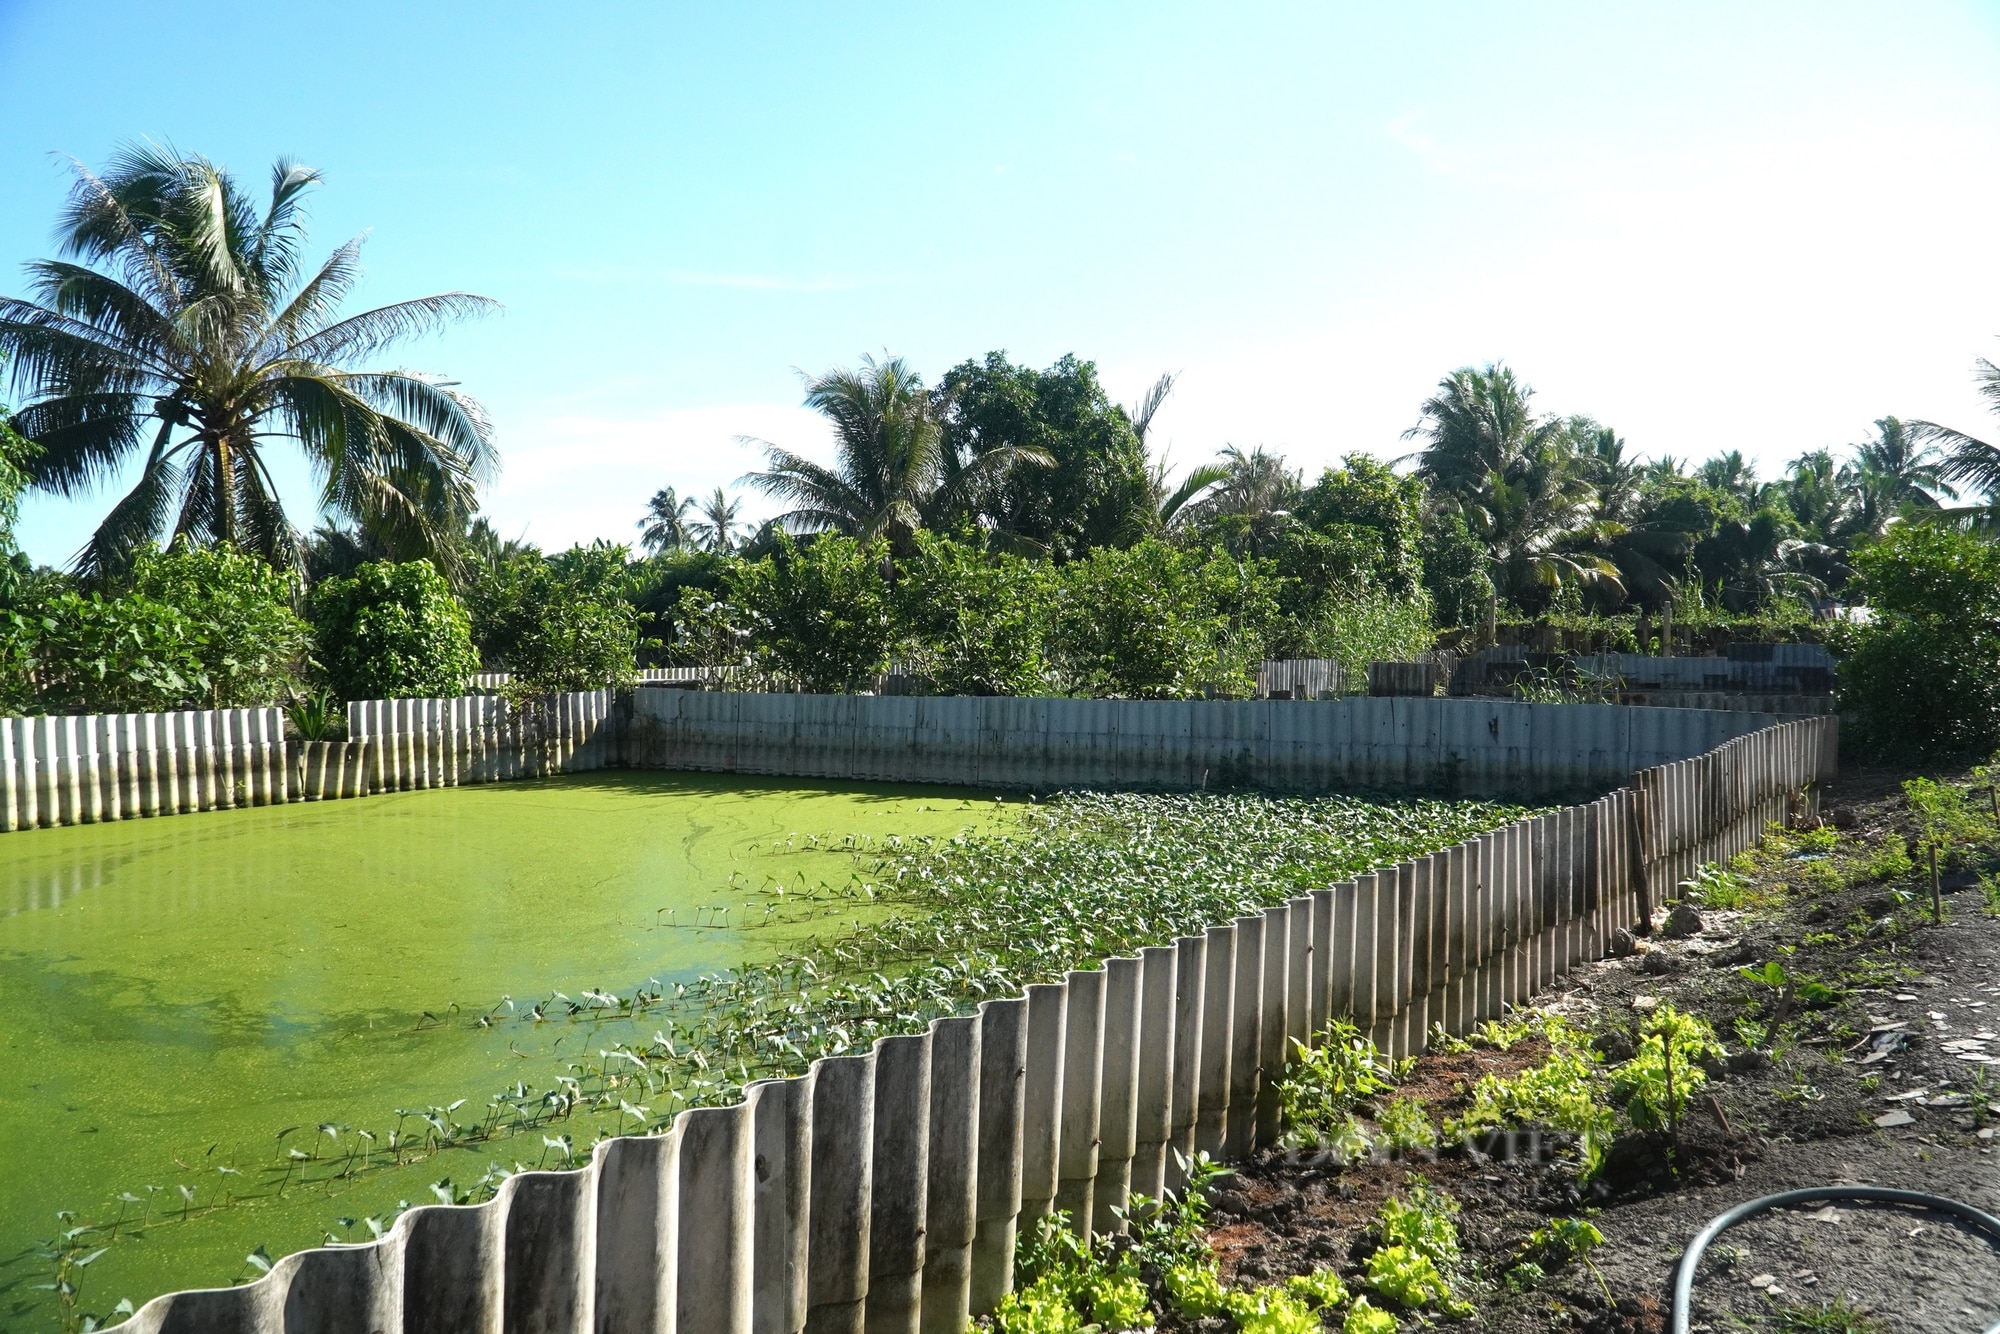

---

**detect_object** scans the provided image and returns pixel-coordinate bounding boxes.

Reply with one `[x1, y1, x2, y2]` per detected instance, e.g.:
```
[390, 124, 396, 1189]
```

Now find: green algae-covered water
[0, 773, 1008, 1331]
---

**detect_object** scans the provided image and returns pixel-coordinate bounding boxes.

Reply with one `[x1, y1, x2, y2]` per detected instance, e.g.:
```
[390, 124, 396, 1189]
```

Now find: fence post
[865, 1032, 932, 1334]
[1255, 907, 1289, 1146]
[1130, 945, 1178, 1203]
[1164, 933, 1206, 1193]
[805, 1053, 876, 1334]
[1194, 925, 1234, 1157]
[1092, 957, 1143, 1235]
[970, 998, 1028, 1316]
[1226, 914, 1264, 1158]
[678, 1103, 755, 1333]
[1055, 969, 1105, 1234]
[922, 1016, 980, 1334]
[1018, 983, 1067, 1231]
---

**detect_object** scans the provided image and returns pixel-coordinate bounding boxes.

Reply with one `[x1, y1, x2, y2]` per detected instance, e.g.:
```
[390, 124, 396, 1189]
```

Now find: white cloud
[480, 402, 834, 550]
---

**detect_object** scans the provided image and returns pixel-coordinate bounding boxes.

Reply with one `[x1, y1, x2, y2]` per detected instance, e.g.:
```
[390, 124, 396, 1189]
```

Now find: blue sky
[3, 1, 1999, 563]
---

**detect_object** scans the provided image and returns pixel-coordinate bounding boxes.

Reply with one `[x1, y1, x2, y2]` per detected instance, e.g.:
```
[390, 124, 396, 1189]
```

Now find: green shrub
[730, 534, 896, 693]
[308, 559, 479, 701]
[470, 543, 641, 693]
[1608, 1005, 1723, 1136]
[1835, 525, 2000, 759]
[128, 544, 308, 706]
[1, 543, 306, 713]
[892, 533, 1055, 695]
[1278, 1019, 1397, 1150]
[1049, 538, 1273, 698]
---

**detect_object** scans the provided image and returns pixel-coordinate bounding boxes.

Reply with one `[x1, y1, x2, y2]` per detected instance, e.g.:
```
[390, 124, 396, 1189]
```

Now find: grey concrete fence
[119, 713, 1834, 1334]
[0, 706, 289, 831]
[624, 690, 1812, 802]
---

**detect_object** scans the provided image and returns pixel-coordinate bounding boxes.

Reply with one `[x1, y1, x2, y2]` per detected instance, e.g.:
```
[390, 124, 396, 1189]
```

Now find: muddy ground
[1189, 762, 2000, 1333]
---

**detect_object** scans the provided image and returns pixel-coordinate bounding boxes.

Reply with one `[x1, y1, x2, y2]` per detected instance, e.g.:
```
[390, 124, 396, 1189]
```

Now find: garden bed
[985, 762, 2000, 1333]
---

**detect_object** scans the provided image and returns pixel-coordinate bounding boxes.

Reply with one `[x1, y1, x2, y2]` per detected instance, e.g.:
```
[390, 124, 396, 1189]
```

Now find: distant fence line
[0, 688, 1828, 832]
[119, 712, 1837, 1333]
[624, 691, 1814, 802]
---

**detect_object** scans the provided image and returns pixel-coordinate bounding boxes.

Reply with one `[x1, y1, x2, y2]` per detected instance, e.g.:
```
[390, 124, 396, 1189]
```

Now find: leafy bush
[730, 534, 896, 692]
[1835, 525, 2000, 759]
[2, 583, 206, 714]
[469, 544, 639, 693]
[308, 560, 479, 701]
[127, 544, 308, 706]
[1050, 539, 1274, 698]
[1607, 1005, 1723, 1137]
[1278, 1019, 1397, 1151]
[1, 543, 306, 713]
[893, 533, 1055, 695]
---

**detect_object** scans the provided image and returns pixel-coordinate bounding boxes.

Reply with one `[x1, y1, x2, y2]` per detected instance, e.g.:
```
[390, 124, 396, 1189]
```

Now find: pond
[0, 773, 1009, 1330]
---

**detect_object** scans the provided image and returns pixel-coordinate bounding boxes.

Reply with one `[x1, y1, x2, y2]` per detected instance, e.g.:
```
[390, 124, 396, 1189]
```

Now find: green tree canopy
[0, 145, 497, 578]
[1294, 454, 1426, 597]
[1835, 525, 2000, 758]
[729, 534, 896, 692]
[1, 542, 307, 713]
[469, 542, 641, 693]
[935, 352, 1151, 557]
[308, 559, 477, 701]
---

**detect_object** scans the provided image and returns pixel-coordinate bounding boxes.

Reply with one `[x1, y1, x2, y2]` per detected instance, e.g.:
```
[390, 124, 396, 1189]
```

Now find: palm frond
[73, 420, 187, 579]
[283, 293, 501, 366]
[9, 392, 153, 493]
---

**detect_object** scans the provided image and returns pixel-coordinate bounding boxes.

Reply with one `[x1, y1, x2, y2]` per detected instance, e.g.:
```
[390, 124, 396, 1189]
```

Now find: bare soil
[1185, 762, 2000, 1333]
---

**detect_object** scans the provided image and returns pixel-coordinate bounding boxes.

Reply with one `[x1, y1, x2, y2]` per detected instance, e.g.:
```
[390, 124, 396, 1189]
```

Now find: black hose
[1671, 1186, 2000, 1334]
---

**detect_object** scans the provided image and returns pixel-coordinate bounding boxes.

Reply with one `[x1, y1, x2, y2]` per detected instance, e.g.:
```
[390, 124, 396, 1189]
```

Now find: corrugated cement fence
[294, 692, 619, 799]
[0, 707, 290, 831]
[120, 713, 1834, 1334]
[624, 690, 1802, 801]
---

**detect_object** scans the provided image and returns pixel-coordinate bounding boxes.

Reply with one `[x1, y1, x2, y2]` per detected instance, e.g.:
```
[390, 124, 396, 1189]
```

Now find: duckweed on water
[18, 788, 1525, 1331]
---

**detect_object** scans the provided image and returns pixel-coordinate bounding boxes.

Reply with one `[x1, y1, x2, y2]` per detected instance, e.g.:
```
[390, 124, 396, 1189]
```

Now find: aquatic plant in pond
[6, 786, 1523, 1330]
[0, 773, 998, 1332]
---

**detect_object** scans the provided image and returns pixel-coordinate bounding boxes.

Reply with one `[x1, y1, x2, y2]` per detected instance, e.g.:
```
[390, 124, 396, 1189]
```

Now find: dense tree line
[2, 149, 1998, 750]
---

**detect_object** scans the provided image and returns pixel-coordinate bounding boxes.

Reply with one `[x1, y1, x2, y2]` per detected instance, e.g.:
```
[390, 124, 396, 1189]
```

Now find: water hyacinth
[664, 790, 1534, 1103]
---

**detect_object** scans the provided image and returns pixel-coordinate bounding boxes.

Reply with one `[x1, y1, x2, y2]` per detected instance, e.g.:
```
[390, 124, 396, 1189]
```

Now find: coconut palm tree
[1122, 371, 1224, 532]
[691, 487, 744, 554]
[1850, 416, 1953, 511]
[637, 486, 695, 554]
[1406, 365, 1617, 603]
[743, 354, 1048, 548]
[1695, 451, 1762, 507]
[1908, 357, 2000, 526]
[0, 145, 497, 577]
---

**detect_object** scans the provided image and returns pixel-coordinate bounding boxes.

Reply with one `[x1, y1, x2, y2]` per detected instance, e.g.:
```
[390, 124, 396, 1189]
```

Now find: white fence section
[0, 707, 288, 832]
[294, 691, 620, 798]
[120, 714, 1834, 1334]
[626, 691, 1815, 801]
